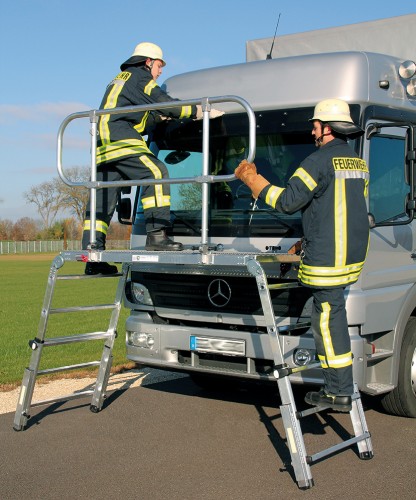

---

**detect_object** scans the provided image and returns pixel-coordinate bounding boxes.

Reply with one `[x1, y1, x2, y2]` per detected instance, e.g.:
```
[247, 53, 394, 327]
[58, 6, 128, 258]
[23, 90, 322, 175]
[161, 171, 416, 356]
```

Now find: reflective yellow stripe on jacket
[99, 72, 132, 146]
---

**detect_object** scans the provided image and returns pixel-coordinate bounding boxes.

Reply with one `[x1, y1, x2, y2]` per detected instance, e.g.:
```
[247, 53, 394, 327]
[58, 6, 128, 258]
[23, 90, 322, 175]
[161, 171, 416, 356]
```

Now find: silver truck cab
[123, 47, 416, 417]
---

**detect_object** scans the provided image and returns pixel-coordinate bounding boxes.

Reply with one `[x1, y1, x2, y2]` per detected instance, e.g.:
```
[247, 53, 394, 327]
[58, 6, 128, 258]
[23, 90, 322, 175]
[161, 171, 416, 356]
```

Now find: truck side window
[368, 135, 408, 223]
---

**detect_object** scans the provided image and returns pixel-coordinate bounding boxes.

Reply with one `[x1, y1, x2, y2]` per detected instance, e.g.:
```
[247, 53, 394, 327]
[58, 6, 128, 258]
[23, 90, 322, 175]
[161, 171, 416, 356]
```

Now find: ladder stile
[350, 383, 374, 459]
[91, 263, 130, 412]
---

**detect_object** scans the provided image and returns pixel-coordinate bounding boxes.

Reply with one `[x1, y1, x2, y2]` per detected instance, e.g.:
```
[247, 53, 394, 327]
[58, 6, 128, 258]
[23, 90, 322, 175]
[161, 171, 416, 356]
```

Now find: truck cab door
[358, 121, 416, 334]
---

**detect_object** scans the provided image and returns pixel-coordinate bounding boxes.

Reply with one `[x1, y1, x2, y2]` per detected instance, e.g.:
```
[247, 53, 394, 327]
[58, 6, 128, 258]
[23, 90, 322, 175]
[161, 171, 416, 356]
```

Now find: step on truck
[121, 14, 416, 417]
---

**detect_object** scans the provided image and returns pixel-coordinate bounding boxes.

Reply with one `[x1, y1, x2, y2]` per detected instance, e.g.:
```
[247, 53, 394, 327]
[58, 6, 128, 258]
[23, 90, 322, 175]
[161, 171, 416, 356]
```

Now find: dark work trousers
[82, 153, 171, 250]
[310, 287, 354, 396]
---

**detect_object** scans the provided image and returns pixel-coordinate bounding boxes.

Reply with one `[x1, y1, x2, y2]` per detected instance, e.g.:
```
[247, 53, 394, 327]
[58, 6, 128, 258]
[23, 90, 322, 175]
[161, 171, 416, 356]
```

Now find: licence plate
[190, 336, 245, 356]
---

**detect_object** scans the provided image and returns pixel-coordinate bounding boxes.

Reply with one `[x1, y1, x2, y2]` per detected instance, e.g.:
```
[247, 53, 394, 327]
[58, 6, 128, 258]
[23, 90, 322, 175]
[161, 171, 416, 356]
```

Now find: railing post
[88, 110, 99, 249]
[201, 97, 211, 252]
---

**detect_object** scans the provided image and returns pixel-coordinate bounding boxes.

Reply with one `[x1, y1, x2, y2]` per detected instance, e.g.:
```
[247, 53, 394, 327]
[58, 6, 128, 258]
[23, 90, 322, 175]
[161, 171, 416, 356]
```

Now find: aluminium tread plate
[57, 249, 300, 267]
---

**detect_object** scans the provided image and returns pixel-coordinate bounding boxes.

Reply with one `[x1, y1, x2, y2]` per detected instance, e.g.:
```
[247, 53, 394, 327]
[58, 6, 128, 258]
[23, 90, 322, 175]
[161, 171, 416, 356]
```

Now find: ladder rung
[297, 405, 331, 418]
[307, 432, 372, 464]
[31, 390, 95, 408]
[43, 331, 113, 346]
[50, 304, 116, 314]
[38, 361, 101, 375]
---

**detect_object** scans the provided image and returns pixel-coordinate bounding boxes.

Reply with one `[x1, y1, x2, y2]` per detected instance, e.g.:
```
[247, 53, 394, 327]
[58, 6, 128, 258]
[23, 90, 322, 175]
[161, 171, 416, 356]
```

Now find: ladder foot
[13, 425, 25, 432]
[298, 479, 314, 490]
[359, 451, 374, 460]
[90, 405, 100, 413]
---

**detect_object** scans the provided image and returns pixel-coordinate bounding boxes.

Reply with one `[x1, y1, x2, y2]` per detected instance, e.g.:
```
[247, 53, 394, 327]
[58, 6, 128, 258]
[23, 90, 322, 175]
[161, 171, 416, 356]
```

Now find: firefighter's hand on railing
[234, 160, 270, 198]
[195, 105, 225, 120]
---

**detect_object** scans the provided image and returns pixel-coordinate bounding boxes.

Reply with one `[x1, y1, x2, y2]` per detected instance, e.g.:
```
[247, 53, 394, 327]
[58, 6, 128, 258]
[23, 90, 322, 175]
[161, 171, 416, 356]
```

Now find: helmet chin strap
[315, 123, 332, 147]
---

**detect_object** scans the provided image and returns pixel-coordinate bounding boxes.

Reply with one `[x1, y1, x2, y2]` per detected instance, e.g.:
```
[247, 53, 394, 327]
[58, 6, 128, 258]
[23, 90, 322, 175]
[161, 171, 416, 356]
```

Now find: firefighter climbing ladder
[13, 95, 373, 488]
[247, 256, 373, 489]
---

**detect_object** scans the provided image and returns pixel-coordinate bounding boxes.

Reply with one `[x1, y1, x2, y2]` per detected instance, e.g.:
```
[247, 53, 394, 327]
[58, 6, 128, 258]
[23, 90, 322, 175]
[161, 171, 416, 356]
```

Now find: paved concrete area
[1, 372, 415, 499]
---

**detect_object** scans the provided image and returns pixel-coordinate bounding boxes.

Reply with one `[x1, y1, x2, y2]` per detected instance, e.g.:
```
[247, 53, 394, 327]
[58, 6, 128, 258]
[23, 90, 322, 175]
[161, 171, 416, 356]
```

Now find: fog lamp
[293, 348, 313, 366]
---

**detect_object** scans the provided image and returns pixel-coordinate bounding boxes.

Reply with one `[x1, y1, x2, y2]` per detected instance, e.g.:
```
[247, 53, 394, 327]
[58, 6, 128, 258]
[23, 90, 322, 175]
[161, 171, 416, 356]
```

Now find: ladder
[13, 254, 129, 431]
[246, 257, 373, 489]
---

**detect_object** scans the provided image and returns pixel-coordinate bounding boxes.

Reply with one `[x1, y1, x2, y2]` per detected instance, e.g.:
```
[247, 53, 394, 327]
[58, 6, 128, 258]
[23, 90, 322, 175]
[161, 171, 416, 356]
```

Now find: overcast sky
[0, 0, 414, 221]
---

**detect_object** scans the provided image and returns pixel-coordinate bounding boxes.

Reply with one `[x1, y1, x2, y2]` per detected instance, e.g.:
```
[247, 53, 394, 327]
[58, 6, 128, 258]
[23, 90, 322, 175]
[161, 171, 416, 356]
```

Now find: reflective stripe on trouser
[82, 153, 172, 244]
[82, 227, 107, 251]
[310, 287, 353, 396]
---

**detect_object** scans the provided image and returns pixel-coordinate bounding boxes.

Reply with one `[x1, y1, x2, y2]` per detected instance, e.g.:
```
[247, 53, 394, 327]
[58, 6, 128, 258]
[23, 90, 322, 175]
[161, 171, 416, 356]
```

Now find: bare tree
[0, 219, 14, 240]
[57, 166, 90, 223]
[63, 217, 82, 240]
[24, 181, 64, 229]
[12, 217, 40, 241]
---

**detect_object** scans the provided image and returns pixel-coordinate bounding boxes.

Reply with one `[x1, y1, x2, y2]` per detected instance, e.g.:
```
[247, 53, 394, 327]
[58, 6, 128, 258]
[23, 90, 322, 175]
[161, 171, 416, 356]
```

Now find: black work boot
[85, 262, 118, 275]
[304, 389, 352, 412]
[145, 229, 183, 251]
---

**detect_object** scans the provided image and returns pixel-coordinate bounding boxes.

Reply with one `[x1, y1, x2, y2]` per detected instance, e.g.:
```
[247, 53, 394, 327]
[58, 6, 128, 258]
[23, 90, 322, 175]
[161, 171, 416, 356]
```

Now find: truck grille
[131, 271, 311, 317]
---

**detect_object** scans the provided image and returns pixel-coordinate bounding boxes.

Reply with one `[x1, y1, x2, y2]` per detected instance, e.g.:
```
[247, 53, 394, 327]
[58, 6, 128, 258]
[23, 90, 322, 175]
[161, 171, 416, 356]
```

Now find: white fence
[0, 240, 130, 254]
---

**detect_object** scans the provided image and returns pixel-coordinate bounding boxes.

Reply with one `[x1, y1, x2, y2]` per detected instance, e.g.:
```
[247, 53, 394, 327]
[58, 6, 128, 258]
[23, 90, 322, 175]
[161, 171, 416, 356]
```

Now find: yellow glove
[235, 160, 270, 198]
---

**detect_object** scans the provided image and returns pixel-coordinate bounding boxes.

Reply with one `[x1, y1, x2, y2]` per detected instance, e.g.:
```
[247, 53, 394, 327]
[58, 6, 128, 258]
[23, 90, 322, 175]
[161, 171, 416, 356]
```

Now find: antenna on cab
[266, 13, 281, 60]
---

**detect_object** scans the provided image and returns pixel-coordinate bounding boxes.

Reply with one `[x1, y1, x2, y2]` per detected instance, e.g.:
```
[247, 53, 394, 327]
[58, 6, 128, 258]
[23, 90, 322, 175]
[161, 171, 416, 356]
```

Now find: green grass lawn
[0, 253, 131, 388]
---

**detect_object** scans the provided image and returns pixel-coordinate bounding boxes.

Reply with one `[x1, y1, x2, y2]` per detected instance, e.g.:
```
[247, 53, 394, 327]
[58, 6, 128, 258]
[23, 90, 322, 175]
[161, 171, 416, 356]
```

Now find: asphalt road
[1, 373, 415, 500]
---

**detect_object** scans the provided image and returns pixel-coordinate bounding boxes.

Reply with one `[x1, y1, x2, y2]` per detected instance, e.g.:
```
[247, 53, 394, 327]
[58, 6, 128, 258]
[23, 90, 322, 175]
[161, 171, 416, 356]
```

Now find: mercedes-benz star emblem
[207, 279, 232, 307]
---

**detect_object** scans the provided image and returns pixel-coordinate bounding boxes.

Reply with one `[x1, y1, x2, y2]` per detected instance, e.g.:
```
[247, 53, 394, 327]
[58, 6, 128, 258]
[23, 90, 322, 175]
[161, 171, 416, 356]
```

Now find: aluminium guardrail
[57, 95, 256, 249]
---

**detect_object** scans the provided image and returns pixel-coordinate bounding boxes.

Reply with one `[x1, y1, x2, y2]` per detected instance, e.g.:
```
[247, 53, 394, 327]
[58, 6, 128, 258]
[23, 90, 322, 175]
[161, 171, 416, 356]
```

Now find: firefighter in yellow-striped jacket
[82, 42, 223, 275]
[235, 99, 370, 412]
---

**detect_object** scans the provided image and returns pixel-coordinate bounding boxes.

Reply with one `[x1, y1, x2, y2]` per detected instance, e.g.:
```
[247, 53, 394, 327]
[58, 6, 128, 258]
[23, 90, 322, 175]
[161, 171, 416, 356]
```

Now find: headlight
[127, 331, 155, 348]
[131, 282, 153, 305]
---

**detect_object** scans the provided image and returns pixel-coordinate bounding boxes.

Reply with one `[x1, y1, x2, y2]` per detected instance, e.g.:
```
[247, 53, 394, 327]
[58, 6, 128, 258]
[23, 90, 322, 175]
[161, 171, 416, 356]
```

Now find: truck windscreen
[135, 108, 318, 238]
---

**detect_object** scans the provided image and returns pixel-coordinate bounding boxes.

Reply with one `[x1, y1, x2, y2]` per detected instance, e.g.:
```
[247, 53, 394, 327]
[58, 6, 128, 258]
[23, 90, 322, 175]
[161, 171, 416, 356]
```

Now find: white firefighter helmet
[120, 42, 166, 70]
[131, 42, 166, 66]
[310, 99, 363, 137]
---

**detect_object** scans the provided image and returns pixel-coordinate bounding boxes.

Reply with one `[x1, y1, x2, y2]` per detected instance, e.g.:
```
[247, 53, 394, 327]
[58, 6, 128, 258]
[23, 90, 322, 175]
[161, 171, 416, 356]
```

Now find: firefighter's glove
[195, 105, 225, 120]
[235, 160, 270, 199]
